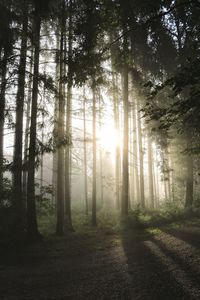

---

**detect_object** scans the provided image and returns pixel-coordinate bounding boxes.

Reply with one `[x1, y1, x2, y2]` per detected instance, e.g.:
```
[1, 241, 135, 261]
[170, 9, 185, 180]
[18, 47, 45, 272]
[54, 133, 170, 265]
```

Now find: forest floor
[1, 218, 200, 300]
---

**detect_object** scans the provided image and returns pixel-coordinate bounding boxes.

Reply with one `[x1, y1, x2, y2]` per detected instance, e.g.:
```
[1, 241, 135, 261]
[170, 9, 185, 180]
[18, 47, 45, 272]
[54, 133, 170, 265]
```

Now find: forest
[1, 0, 200, 299]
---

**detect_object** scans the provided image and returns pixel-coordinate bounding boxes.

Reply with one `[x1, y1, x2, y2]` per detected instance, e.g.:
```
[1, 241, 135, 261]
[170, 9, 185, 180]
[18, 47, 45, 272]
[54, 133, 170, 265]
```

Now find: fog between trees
[0, 0, 200, 237]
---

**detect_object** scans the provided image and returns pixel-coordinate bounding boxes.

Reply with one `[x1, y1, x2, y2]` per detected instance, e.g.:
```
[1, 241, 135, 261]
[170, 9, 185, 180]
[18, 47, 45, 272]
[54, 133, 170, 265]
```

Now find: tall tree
[56, 1, 66, 235]
[110, 46, 121, 209]
[92, 85, 97, 226]
[147, 130, 154, 209]
[120, 5, 129, 218]
[0, 2, 14, 199]
[132, 102, 140, 204]
[185, 136, 193, 210]
[0, 49, 8, 198]
[83, 89, 88, 215]
[65, 0, 73, 231]
[98, 92, 104, 207]
[137, 103, 145, 209]
[13, 0, 28, 231]
[27, 0, 46, 236]
[22, 48, 33, 198]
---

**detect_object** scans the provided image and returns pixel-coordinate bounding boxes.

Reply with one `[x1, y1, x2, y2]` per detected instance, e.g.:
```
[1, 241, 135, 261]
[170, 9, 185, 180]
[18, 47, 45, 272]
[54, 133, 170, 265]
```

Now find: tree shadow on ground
[1, 226, 200, 300]
[150, 232, 200, 289]
[121, 228, 200, 300]
[0, 231, 144, 299]
[161, 226, 200, 249]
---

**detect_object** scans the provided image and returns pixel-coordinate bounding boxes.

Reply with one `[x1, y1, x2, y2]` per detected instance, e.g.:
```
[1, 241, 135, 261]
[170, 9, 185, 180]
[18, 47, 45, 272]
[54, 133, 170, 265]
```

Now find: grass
[37, 205, 200, 240]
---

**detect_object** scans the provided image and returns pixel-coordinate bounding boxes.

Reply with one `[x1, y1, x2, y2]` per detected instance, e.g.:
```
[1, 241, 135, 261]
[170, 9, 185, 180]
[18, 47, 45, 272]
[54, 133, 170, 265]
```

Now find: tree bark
[13, 0, 28, 231]
[92, 87, 97, 226]
[83, 89, 88, 215]
[121, 63, 129, 217]
[56, 7, 65, 235]
[113, 76, 120, 209]
[132, 102, 140, 204]
[185, 139, 193, 209]
[137, 101, 145, 209]
[40, 60, 47, 191]
[110, 39, 120, 210]
[155, 150, 160, 207]
[23, 48, 33, 198]
[65, 0, 73, 231]
[52, 28, 60, 206]
[98, 93, 104, 207]
[147, 131, 154, 209]
[0, 49, 8, 198]
[27, 13, 41, 236]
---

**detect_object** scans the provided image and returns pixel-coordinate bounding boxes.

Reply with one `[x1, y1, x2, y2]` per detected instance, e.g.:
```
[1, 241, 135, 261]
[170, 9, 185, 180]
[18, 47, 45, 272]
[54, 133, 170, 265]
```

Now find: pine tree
[13, 0, 28, 232]
[56, 1, 66, 235]
[92, 85, 97, 226]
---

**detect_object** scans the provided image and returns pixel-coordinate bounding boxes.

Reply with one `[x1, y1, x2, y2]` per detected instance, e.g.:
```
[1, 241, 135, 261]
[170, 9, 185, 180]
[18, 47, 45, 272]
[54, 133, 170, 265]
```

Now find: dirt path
[1, 222, 200, 299]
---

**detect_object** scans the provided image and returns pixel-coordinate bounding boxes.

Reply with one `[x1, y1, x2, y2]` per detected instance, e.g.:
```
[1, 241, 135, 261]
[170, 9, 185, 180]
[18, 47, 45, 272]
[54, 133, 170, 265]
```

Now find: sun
[98, 124, 119, 154]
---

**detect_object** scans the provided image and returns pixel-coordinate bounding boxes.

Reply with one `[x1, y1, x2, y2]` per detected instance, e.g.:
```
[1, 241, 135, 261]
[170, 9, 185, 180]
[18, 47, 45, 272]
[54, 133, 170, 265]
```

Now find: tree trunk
[13, 1, 28, 231]
[98, 92, 104, 207]
[83, 89, 88, 215]
[128, 111, 133, 208]
[155, 150, 160, 207]
[137, 102, 145, 209]
[52, 28, 60, 206]
[170, 157, 175, 202]
[40, 100, 44, 190]
[147, 131, 154, 209]
[0, 49, 8, 198]
[56, 8, 65, 235]
[132, 102, 140, 204]
[23, 48, 33, 198]
[65, 0, 73, 231]
[110, 43, 120, 209]
[165, 148, 171, 201]
[27, 14, 41, 237]
[115, 76, 121, 210]
[40, 60, 47, 191]
[153, 161, 157, 208]
[92, 87, 97, 226]
[162, 152, 167, 200]
[185, 140, 193, 210]
[121, 63, 129, 218]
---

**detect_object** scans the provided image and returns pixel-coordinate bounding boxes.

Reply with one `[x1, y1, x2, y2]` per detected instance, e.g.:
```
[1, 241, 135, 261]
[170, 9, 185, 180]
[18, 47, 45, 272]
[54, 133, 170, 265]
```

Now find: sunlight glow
[98, 124, 119, 154]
